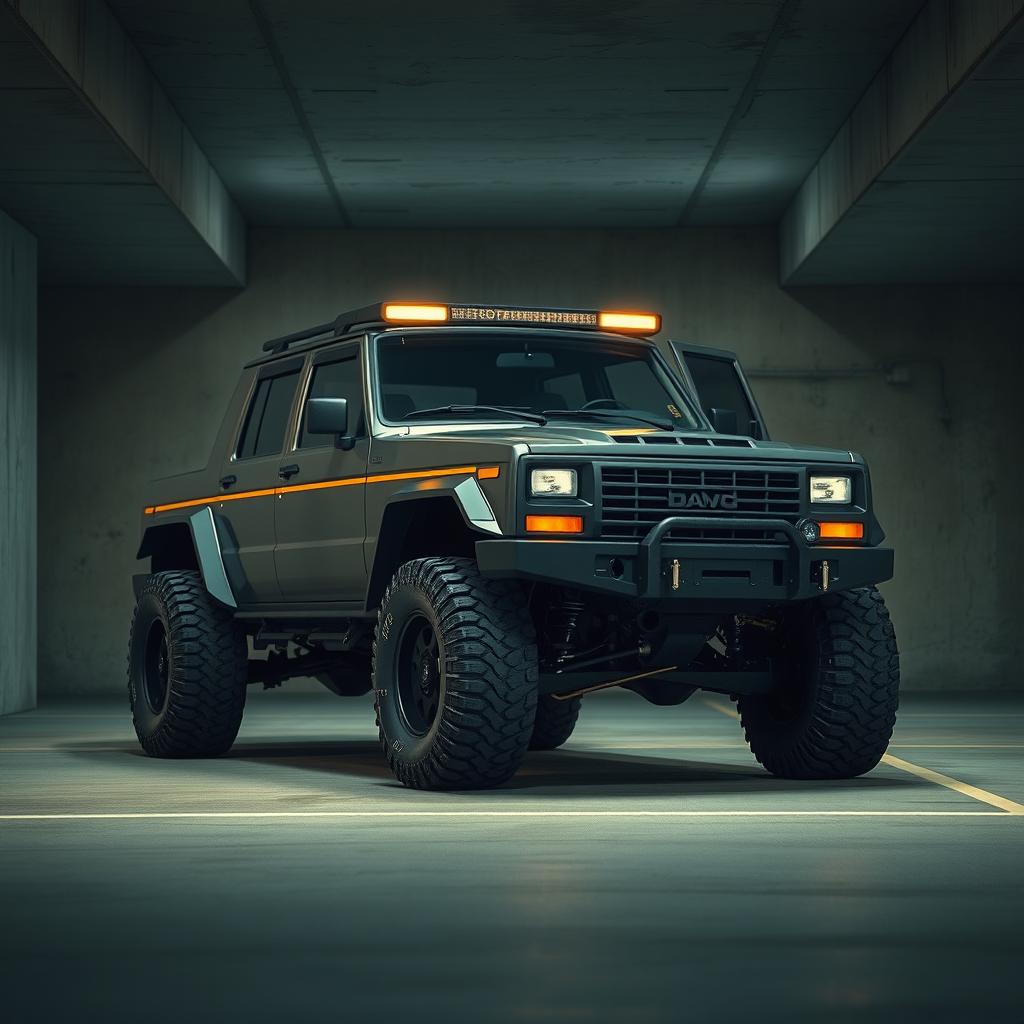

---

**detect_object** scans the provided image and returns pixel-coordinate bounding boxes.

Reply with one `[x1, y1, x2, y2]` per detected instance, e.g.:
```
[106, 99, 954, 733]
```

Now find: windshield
[374, 332, 699, 428]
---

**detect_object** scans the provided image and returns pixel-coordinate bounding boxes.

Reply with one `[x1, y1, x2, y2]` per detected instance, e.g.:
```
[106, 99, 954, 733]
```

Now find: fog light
[797, 519, 821, 545]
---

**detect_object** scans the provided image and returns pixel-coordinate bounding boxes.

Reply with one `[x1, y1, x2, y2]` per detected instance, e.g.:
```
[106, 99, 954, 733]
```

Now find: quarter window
[237, 370, 300, 459]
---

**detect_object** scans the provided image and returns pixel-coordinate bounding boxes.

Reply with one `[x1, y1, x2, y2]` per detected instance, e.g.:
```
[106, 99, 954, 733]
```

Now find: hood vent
[611, 434, 754, 448]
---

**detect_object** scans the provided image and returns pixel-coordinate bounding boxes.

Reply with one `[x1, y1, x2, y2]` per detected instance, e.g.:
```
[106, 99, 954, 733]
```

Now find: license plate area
[662, 557, 785, 593]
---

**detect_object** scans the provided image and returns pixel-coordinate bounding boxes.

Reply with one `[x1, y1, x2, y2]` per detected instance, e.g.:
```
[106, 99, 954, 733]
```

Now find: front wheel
[373, 557, 538, 790]
[738, 587, 899, 779]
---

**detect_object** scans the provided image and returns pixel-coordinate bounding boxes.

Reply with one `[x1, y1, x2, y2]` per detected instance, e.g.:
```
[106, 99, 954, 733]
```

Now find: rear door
[667, 342, 769, 440]
[218, 358, 303, 603]
[273, 342, 370, 602]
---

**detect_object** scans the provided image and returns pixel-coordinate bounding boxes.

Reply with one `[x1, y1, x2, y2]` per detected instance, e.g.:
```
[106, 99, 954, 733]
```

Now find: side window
[237, 370, 300, 460]
[298, 352, 364, 448]
[683, 354, 756, 427]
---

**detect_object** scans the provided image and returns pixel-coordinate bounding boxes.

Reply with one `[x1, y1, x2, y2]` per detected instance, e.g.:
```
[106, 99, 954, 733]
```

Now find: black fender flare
[365, 476, 501, 610]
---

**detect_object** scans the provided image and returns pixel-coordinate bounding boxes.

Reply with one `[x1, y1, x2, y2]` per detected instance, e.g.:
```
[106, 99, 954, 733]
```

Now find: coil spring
[546, 597, 586, 664]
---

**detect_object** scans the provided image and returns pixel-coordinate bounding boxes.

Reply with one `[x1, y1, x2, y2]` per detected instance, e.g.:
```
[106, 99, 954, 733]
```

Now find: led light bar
[379, 302, 661, 334]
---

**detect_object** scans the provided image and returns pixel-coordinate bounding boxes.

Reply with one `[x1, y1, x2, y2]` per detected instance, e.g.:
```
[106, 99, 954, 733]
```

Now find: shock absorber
[545, 596, 586, 666]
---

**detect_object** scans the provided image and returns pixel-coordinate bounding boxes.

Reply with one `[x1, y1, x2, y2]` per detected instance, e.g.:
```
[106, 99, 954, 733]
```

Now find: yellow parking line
[880, 754, 1024, 815]
[701, 697, 1024, 814]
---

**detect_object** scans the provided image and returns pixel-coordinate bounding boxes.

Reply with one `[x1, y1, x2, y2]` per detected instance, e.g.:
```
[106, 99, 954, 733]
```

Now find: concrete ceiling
[785, 17, 1024, 283]
[0, 4, 243, 285]
[110, 0, 923, 228]
[2, 0, 1022, 285]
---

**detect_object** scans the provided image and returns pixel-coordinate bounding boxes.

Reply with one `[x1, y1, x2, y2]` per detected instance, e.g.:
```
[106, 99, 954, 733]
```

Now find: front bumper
[476, 516, 893, 604]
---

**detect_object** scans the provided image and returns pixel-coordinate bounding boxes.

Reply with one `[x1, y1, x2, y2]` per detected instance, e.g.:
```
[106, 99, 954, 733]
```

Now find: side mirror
[710, 407, 738, 435]
[306, 397, 352, 449]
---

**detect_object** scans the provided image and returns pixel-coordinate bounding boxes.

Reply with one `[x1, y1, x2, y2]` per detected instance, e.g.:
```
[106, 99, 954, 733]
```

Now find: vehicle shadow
[208, 739, 917, 798]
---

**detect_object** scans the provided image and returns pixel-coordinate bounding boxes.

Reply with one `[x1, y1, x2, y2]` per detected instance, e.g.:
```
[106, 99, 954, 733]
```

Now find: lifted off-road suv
[129, 301, 899, 789]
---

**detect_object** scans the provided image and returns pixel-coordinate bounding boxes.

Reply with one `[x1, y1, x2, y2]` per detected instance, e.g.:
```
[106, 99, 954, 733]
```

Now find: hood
[394, 421, 860, 465]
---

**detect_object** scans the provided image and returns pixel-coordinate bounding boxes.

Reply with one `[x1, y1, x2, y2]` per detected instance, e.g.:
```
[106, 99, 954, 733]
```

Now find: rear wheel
[128, 570, 248, 757]
[738, 587, 899, 779]
[529, 695, 581, 750]
[373, 557, 538, 790]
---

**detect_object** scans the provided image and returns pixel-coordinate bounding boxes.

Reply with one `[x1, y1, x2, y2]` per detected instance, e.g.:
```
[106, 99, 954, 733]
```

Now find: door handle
[278, 464, 300, 480]
[219, 474, 236, 489]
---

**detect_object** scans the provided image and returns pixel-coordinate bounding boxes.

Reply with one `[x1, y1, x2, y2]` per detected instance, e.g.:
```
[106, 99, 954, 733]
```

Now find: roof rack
[261, 303, 385, 353]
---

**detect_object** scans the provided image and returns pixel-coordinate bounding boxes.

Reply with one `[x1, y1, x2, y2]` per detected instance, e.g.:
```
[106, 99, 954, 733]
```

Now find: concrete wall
[1, 210, 37, 714]
[37, 227, 1024, 694]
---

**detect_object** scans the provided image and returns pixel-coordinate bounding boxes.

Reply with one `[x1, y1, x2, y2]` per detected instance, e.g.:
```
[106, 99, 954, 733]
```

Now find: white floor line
[0, 809, 1017, 821]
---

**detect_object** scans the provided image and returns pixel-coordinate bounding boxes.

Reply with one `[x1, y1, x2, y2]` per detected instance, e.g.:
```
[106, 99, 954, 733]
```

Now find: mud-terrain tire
[128, 571, 248, 757]
[529, 695, 581, 750]
[373, 557, 538, 790]
[738, 586, 899, 779]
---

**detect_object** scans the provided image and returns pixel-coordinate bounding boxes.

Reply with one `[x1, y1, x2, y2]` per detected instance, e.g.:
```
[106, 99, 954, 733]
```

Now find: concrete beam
[5, 0, 246, 284]
[780, 0, 1024, 283]
[0, 209, 36, 716]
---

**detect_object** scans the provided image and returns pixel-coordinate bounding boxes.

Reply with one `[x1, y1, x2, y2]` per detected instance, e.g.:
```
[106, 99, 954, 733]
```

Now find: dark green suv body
[129, 302, 899, 789]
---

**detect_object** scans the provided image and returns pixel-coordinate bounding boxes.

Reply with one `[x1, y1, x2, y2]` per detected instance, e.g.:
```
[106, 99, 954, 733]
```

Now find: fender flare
[137, 508, 237, 608]
[366, 476, 502, 609]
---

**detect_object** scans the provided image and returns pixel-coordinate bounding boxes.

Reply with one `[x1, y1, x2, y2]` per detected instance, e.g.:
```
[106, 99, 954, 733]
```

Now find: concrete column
[0, 210, 37, 715]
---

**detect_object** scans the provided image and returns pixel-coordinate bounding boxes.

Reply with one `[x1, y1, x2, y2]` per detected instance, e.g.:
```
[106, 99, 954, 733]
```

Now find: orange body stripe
[144, 464, 482, 515]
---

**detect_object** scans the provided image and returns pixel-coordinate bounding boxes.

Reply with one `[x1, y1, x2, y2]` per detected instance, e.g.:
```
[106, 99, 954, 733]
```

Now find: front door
[216, 358, 303, 604]
[274, 343, 370, 602]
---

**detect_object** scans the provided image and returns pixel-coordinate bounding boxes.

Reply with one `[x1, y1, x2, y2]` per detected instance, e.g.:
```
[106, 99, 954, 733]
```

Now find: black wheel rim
[143, 619, 170, 713]
[396, 613, 442, 736]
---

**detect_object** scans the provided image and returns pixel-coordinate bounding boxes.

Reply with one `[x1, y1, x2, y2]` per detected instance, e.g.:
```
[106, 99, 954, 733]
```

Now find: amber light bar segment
[598, 311, 661, 333]
[381, 303, 449, 323]
[818, 521, 864, 540]
[525, 514, 584, 534]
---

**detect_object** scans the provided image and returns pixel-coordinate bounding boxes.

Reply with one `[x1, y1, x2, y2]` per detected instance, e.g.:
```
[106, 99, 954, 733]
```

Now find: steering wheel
[580, 398, 627, 410]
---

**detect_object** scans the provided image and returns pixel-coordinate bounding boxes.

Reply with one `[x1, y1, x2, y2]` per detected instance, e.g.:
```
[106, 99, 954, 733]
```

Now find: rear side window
[298, 352, 364, 448]
[237, 370, 300, 459]
[683, 354, 756, 428]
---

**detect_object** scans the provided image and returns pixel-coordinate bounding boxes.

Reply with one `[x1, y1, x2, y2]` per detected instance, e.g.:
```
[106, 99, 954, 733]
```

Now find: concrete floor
[1, 688, 1022, 1023]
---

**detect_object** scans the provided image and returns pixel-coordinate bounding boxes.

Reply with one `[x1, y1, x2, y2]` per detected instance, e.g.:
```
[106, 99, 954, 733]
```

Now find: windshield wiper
[543, 408, 676, 431]
[400, 405, 547, 425]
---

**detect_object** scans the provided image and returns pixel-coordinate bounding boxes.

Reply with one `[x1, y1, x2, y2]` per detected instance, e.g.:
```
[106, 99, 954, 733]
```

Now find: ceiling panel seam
[247, 0, 352, 228]
[676, 0, 802, 226]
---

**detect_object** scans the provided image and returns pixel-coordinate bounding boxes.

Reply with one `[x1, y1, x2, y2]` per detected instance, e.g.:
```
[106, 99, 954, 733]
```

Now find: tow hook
[812, 559, 834, 593]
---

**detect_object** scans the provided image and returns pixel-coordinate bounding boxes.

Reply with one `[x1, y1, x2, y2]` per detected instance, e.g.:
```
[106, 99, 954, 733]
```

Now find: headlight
[810, 475, 852, 504]
[530, 468, 578, 497]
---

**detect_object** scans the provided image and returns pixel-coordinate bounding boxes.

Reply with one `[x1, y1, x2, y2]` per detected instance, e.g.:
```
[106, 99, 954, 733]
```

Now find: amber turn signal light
[525, 514, 584, 534]
[818, 521, 864, 540]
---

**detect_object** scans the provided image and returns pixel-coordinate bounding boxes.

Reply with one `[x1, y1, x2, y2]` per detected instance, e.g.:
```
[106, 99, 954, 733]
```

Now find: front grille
[600, 465, 802, 540]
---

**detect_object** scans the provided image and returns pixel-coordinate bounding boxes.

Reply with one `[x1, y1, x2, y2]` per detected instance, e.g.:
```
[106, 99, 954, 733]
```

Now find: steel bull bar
[476, 516, 894, 601]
